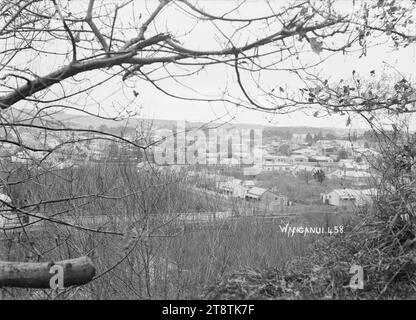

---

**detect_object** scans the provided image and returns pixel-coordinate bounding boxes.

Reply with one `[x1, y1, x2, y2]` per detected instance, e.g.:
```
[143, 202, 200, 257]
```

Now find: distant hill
[45, 112, 359, 135]
[3, 108, 364, 137]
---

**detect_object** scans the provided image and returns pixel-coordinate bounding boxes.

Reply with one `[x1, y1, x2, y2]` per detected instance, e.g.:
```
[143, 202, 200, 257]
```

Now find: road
[1, 183, 346, 237]
[1, 181, 347, 237]
[0, 210, 297, 237]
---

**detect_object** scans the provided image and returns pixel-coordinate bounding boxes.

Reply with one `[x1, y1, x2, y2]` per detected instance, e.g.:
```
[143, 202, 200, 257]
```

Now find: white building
[292, 133, 307, 142]
[217, 178, 247, 198]
[328, 169, 372, 185]
[291, 148, 318, 157]
[263, 163, 293, 172]
[289, 154, 309, 163]
[322, 188, 377, 208]
[312, 156, 334, 163]
[243, 165, 262, 177]
[338, 159, 370, 171]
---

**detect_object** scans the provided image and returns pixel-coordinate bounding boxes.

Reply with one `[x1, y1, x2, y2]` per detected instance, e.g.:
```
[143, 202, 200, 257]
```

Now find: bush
[205, 127, 416, 300]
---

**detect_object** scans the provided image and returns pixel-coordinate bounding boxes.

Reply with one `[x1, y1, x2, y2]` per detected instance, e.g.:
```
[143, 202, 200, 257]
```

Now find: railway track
[0, 211, 300, 238]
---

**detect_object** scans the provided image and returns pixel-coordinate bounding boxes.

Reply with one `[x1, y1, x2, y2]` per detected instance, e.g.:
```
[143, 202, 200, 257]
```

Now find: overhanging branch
[0, 18, 341, 110]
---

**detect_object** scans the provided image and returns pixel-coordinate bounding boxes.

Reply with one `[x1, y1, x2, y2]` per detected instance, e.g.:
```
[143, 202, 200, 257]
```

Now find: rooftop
[247, 187, 267, 197]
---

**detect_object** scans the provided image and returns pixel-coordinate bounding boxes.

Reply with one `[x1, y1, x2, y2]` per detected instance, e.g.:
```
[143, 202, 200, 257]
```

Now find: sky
[4, 0, 416, 130]
[135, 43, 416, 128]
[124, 0, 416, 129]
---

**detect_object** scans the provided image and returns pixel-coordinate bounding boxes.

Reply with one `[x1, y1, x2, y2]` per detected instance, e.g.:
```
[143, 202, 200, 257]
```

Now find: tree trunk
[0, 256, 95, 288]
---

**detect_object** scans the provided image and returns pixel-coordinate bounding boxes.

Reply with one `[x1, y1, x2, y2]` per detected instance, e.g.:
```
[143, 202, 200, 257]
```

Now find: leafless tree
[1, 0, 415, 297]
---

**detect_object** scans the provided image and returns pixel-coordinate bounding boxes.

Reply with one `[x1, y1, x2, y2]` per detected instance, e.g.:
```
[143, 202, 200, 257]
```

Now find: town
[0, 122, 380, 230]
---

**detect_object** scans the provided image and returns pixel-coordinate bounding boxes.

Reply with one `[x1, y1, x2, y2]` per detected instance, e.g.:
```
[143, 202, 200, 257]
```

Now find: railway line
[0, 209, 344, 239]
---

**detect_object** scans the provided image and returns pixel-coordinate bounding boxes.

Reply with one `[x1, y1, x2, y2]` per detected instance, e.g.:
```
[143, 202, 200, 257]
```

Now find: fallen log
[0, 256, 95, 288]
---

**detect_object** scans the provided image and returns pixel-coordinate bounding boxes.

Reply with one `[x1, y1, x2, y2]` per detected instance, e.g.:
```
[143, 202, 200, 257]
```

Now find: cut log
[0, 256, 95, 288]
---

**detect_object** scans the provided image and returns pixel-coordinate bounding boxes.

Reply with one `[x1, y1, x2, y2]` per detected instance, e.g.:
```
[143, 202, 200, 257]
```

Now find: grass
[1, 215, 315, 299]
[205, 207, 416, 300]
[2, 161, 395, 300]
[0, 162, 319, 300]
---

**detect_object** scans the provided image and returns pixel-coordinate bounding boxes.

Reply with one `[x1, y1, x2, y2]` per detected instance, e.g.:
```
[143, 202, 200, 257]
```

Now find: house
[338, 159, 370, 171]
[217, 178, 247, 198]
[263, 155, 278, 164]
[322, 188, 377, 208]
[311, 156, 333, 163]
[289, 154, 309, 163]
[291, 148, 318, 157]
[245, 187, 289, 211]
[245, 187, 285, 202]
[328, 169, 372, 185]
[242, 180, 256, 188]
[243, 165, 262, 178]
[262, 162, 293, 172]
[216, 177, 289, 211]
[268, 155, 292, 163]
[262, 155, 294, 172]
[292, 133, 307, 142]
[246, 187, 270, 201]
[316, 140, 336, 148]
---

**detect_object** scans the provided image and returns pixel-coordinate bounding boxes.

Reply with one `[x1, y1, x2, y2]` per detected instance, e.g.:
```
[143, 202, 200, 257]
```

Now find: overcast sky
[7, 0, 416, 130]
[107, 0, 416, 129]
